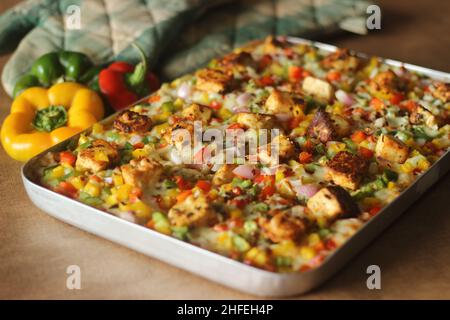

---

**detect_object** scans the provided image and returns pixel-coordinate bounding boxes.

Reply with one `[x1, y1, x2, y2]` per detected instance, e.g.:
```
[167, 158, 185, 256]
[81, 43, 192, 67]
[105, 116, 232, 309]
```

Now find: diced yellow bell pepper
[69, 176, 86, 190]
[105, 194, 118, 207]
[307, 233, 321, 246]
[271, 240, 298, 257]
[299, 246, 316, 260]
[83, 181, 100, 197]
[229, 208, 242, 218]
[153, 123, 169, 136]
[173, 98, 184, 110]
[94, 150, 109, 162]
[92, 123, 104, 135]
[152, 111, 172, 124]
[132, 148, 148, 159]
[218, 108, 233, 120]
[52, 165, 65, 178]
[113, 174, 124, 186]
[245, 247, 269, 266]
[113, 184, 132, 202]
[401, 162, 415, 173]
[130, 200, 152, 220]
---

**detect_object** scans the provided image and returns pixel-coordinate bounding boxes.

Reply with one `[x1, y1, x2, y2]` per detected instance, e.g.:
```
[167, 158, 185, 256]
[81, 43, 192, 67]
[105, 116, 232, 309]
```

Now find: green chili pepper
[13, 51, 99, 97]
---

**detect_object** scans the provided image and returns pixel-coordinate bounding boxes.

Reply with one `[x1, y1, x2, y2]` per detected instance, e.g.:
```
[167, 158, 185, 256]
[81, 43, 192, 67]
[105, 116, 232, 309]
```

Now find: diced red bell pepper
[196, 180, 212, 193]
[57, 181, 78, 198]
[59, 151, 76, 167]
[298, 151, 313, 164]
[359, 146, 374, 159]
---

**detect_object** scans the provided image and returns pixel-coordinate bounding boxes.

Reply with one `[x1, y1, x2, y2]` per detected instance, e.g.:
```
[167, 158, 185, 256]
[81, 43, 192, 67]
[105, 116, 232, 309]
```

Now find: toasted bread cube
[236, 112, 277, 129]
[195, 68, 232, 93]
[327, 151, 367, 190]
[212, 164, 236, 186]
[168, 192, 218, 227]
[120, 157, 163, 189]
[259, 212, 307, 243]
[307, 110, 337, 143]
[182, 103, 212, 123]
[76, 139, 118, 173]
[375, 134, 409, 164]
[302, 76, 334, 103]
[307, 186, 360, 222]
[264, 90, 304, 116]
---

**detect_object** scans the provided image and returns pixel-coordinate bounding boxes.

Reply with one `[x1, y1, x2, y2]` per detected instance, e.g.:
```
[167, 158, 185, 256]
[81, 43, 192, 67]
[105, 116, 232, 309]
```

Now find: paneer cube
[195, 68, 232, 93]
[182, 103, 212, 123]
[236, 112, 277, 129]
[259, 212, 307, 243]
[168, 191, 218, 227]
[218, 51, 257, 70]
[321, 48, 360, 71]
[120, 157, 163, 189]
[76, 139, 118, 173]
[258, 134, 295, 165]
[113, 110, 152, 133]
[432, 82, 450, 103]
[330, 113, 351, 137]
[369, 70, 404, 96]
[302, 76, 334, 103]
[263, 36, 288, 54]
[264, 90, 304, 117]
[162, 120, 195, 151]
[327, 151, 367, 190]
[212, 164, 236, 186]
[307, 186, 360, 222]
[409, 104, 440, 128]
[375, 134, 409, 164]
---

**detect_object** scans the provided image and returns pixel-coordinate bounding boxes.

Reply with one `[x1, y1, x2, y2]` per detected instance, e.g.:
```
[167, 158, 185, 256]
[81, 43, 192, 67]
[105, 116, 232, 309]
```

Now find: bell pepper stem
[126, 43, 148, 87]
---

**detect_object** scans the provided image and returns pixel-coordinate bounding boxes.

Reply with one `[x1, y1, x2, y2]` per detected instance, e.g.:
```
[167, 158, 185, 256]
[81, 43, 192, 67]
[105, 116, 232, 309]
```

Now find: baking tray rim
[20, 36, 450, 295]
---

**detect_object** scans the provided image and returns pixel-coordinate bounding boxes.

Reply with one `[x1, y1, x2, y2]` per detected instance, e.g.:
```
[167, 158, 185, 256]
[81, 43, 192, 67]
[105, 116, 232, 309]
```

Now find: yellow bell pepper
[1, 82, 104, 161]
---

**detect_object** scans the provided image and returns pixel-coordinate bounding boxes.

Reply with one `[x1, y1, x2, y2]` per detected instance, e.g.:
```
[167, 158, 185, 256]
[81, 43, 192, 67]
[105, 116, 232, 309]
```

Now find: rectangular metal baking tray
[22, 37, 450, 297]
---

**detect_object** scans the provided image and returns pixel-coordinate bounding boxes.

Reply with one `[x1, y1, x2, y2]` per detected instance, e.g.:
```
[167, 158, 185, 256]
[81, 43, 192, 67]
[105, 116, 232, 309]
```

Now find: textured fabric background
[0, 0, 370, 96]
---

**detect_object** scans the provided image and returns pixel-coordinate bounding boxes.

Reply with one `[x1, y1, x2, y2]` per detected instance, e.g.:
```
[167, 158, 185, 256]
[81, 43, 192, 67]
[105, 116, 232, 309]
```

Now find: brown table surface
[0, 0, 449, 300]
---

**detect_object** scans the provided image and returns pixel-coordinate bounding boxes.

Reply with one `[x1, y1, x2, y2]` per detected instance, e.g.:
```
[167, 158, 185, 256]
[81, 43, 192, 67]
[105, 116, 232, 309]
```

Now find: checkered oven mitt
[0, 0, 371, 97]
[160, 0, 372, 79]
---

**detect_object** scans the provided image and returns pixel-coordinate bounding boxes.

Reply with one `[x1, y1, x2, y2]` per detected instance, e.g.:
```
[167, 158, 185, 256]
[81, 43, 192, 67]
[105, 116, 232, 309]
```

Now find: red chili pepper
[99, 43, 160, 111]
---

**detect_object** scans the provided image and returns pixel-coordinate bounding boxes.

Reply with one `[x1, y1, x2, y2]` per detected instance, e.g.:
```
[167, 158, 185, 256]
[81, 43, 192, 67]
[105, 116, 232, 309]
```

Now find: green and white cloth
[0, 0, 371, 97]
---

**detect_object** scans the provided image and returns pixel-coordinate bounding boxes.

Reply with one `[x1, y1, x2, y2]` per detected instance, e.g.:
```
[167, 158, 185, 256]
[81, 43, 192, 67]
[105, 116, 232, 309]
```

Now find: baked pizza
[35, 37, 450, 272]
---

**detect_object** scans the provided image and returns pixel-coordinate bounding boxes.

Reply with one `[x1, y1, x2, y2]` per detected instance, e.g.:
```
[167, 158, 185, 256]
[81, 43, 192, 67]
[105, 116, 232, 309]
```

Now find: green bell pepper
[13, 51, 100, 97]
